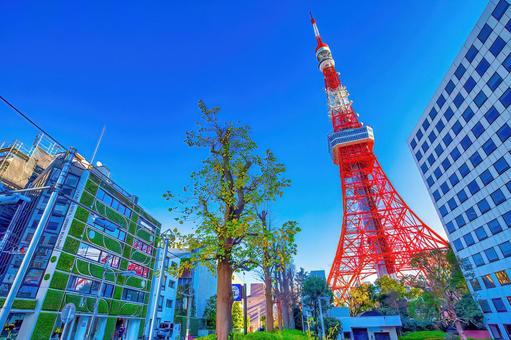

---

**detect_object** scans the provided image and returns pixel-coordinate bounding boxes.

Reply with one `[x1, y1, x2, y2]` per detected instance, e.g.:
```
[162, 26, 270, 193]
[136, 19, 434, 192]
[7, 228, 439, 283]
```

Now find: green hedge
[125, 276, 145, 290]
[74, 207, 89, 223]
[69, 220, 85, 238]
[56, 253, 75, 271]
[0, 298, 37, 310]
[63, 237, 80, 253]
[85, 179, 99, 196]
[31, 312, 57, 340]
[49, 271, 69, 290]
[136, 228, 152, 243]
[110, 300, 142, 316]
[103, 317, 117, 340]
[113, 286, 123, 299]
[42, 289, 64, 311]
[399, 331, 446, 340]
[80, 191, 94, 207]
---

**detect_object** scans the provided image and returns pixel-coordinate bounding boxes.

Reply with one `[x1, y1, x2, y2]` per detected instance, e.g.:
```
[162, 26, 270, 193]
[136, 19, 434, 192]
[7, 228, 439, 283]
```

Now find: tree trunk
[281, 268, 291, 328]
[454, 319, 467, 340]
[216, 260, 233, 340]
[263, 265, 274, 331]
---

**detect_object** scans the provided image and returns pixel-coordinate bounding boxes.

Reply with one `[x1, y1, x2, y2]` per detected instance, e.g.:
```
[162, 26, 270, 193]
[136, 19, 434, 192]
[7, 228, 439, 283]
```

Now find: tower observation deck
[310, 14, 448, 304]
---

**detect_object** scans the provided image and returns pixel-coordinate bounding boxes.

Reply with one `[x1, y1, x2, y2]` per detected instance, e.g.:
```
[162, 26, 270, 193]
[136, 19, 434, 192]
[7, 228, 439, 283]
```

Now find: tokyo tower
[310, 15, 448, 304]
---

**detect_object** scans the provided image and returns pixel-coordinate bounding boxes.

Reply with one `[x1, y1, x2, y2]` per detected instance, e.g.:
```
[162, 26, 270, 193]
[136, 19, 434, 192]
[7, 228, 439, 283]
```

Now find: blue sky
[1, 1, 487, 277]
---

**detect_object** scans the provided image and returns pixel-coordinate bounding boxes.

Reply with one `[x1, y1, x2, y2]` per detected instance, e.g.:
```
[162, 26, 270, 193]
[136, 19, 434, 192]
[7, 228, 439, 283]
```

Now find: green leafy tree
[302, 276, 333, 337]
[232, 302, 244, 331]
[203, 295, 217, 330]
[347, 283, 377, 316]
[410, 248, 472, 340]
[165, 101, 289, 340]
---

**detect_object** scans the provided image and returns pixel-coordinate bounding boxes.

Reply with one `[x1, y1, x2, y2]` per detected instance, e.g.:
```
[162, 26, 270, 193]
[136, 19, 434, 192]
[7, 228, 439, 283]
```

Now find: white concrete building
[408, 1, 511, 338]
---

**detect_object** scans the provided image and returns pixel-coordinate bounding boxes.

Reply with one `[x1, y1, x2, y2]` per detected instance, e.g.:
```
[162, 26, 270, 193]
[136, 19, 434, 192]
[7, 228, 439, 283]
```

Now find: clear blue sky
[1, 1, 487, 276]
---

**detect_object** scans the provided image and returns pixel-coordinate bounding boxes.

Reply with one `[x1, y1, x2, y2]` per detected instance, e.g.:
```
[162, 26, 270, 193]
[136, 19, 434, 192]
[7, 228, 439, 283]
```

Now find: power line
[0, 96, 67, 150]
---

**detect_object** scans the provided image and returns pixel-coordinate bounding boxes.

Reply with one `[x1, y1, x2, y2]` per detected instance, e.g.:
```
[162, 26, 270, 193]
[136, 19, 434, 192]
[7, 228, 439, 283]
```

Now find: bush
[399, 330, 446, 340]
[197, 329, 310, 340]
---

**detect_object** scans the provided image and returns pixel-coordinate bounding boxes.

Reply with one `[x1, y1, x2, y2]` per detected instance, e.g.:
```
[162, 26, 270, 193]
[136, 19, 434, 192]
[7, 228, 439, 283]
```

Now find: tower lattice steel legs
[309, 15, 448, 304]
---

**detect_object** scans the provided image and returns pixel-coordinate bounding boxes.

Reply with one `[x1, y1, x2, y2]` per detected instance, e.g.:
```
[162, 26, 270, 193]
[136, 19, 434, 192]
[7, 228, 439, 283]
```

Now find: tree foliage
[203, 295, 217, 330]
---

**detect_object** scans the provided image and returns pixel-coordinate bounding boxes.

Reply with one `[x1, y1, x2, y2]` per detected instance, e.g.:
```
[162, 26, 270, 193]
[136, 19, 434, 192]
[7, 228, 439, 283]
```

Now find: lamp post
[0, 149, 75, 329]
[317, 296, 327, 340]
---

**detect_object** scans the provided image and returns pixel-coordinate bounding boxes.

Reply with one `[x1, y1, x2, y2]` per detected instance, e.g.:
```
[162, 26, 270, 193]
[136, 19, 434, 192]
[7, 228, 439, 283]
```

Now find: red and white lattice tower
[310, 15, 448, 304]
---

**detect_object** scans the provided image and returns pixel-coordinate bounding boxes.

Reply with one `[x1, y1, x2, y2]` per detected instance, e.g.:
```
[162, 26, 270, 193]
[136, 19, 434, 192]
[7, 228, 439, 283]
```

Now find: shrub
[399, 330, 446, 340]
[31, 312, 57, 340]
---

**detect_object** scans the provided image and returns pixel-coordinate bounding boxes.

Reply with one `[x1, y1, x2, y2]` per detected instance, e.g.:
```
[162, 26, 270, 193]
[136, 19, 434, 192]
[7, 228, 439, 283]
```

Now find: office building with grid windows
[409, 0, 511, 338]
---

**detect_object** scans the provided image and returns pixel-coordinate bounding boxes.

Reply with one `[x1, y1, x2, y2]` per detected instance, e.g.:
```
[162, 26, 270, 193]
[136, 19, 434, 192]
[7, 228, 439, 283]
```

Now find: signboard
[232, 284, 243, 301]
[61, 303, 76, 324]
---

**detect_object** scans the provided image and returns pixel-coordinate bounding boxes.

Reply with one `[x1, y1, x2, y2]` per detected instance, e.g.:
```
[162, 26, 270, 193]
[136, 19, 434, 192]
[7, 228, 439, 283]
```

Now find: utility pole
[148, 234, 169, 340]
[317, 297, 326, 340]
[0, 149, 75, 329]
[243, 284, 248, 335]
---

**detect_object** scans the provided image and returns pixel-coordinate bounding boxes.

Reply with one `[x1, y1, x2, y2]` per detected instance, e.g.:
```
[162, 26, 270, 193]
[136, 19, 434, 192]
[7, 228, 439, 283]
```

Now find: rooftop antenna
[90, 125, 106, 164]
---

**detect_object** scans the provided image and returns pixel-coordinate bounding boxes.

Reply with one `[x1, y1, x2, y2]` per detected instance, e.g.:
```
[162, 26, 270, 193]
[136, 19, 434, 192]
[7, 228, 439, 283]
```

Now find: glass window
[499, 241, 511, 257]
[449, 147, 461, 162]
[465, 45, 478, 62]
[446, 221, 456, 233]
[461, 136, 472, 150]
[479, 169, 494, 185]
[476, 58, 490, 76]
[499, 87, 511, 108]
[453, 238, 464, 251]
[444, 107, 454, 121]
[453, 93, 464, 108]
[127, 262, 149, 278]
[439, 205, 448, 217]
[492, 0, 510, 19]
[463, 77, 476, 93]
[440, 182, 450, 194]
[447, 198, 457, 210]
[473, 253, 486, 266]
[449, 173, 459, 186]
[484, 106, 500, 124]
[471, 278, 482, 291]
[479, 300, 492, 313]
[415, 150, 423, 161]
[421, 142, 429, 152]
[122, 288, 146, 303]
[443, 132, 453, 146]
[485, 248, 500, 262]
[477, 198, 491, 214]
[462, 110, 475, 126]
[455, 214, 466, 228]
[502, 211, 511, 228]
[463, 233, 475, 246]
[458, 163, 469, 177]
[422, 119, 430, 131]
[494, 157, 510, 174]
[416, 129, 423, 141]
[133, 239, 153, 255]
[435, 120, 445, 133]
[466, 207, 478, 221]
[427, 176, 434, 186]
[469, 151, 483, 167]
[488, 219, 503, 235]
[497, 123, 511, 142]
[487, 72, 503, 91]
[492, 298, 507, 312]
[491, 189, 506, 205]
[428, 131, 437, 143]
[482, 138, 497, 156]
[504, 53, 511, 72]
[433, 190, 441, 201]
[454, 64, 466, 80]
[429, 108, 438, 120]
[436, 94, 446, 108]
[468, 180, 480, 194]
[441, 158, 451, 171]
[508, 17, 511, 32]
[474, 90, 488, 108]
[471, 122, 485, 138]
[474, 226, 488, 241]
[434, 144, 444, 157]
[453, 121, 463, 135]
[445, 80, 455, 94]
[410, 139, 417, 149]
[496, 270, 511, 286]
[434, 167, 442, 179]
[67, 275, 100, 295]
[477, 24, 492, 43]
[457, 189, 468, 203]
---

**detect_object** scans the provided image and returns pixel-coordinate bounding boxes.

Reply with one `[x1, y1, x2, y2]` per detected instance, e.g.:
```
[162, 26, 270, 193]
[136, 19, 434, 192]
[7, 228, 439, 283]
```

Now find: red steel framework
[310, 15, 448, 304]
